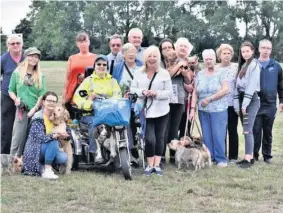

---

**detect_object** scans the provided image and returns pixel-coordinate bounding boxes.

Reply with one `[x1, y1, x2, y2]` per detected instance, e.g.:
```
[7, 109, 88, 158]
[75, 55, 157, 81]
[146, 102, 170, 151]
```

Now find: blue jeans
[80, 116, 96, 153]
[40, 140, 68, 165]
[198, 110, 228, 164]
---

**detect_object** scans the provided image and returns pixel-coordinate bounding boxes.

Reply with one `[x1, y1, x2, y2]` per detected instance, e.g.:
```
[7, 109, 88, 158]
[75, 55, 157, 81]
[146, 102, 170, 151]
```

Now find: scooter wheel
[119, 148, 132, 180]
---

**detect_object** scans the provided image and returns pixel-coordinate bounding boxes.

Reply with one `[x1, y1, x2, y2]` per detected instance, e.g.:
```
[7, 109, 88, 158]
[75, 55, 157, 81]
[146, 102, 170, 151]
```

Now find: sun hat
[24, 47, 41, 57]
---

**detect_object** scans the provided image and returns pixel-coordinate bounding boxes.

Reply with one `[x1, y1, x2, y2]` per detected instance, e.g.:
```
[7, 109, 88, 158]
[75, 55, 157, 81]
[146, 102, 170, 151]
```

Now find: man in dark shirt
[1, 34, 24, 154]
[253, 39, 283, 164]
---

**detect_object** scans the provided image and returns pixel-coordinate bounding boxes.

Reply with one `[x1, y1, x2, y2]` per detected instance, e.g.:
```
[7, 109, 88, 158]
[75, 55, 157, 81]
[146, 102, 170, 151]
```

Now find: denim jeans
[198, 109, 228, 164]
[80, 116, 96, 153]
[40, 140, 68, 165]
[239, 93, 260, 155]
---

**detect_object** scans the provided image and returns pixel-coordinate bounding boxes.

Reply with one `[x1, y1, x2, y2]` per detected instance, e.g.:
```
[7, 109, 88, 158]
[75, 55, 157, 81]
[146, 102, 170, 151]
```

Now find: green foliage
[10, 0, 283, 61]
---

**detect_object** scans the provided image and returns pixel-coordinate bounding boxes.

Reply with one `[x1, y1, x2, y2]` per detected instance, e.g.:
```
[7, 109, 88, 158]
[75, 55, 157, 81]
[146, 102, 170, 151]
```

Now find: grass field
[1, 61, 283, 213]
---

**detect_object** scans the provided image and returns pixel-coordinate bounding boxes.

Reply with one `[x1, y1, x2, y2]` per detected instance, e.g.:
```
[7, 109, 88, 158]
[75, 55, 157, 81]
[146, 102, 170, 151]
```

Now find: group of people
[1, 28, 282, 179]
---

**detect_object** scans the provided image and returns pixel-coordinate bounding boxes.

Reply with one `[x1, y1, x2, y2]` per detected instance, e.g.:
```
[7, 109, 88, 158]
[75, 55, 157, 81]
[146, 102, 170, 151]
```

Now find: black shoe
[169, 156, 175, 164]
[238, 160, 251, 169]
[254, 155, 259, 161]
[236, 159, 246, 165]
[264, 158, 272, 164]
[250, 159, 255, 165]
[161, 156, 166, 164]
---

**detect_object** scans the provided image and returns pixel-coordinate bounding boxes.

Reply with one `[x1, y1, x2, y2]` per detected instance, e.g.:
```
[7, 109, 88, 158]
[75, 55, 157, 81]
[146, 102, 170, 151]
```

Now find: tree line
[2, 0, 283, 62]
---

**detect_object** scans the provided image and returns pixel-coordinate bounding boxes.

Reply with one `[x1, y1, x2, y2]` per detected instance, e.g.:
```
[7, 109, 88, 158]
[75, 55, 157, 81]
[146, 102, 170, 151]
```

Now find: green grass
[40, 61, 67, 69]
[1, 62, 283, 213]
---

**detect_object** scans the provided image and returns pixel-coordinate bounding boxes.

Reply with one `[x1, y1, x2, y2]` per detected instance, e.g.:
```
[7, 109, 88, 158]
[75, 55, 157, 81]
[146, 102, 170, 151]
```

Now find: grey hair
[6, 34, 23, 46]
[259, 39, 272, 48]
[110, 34, 123, 43]
[202, 49, 216, 60]
[128, 28, 143, 38]
[122, 43, 136, 54]
[175, 37, 194, 51]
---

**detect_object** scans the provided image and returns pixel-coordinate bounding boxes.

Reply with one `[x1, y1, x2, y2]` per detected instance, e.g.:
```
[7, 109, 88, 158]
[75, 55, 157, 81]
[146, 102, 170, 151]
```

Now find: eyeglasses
[111, 44, 121, 47]
[162, 46, 173, 50]
[9, 42, 21, 46]
[45, 99, 57, 104]
[96, 63, 107, 67]
[180, 66, 189, 70]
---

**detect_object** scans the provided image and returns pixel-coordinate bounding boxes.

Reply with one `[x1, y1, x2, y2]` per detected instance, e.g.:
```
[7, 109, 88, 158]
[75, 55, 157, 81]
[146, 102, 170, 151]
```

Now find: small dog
[1, 154, 23, 175]
[50, 104, 73, 175]
[188, 136, 212, 168]
[93, 124, 114, 163]
[169, 140, 203, 171]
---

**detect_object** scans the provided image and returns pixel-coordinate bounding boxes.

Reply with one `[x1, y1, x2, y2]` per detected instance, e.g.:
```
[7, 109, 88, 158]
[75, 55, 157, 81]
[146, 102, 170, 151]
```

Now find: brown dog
[50, 105, 73, 175]
[1, 154, 23, 175]
[169, 140, 203, 171]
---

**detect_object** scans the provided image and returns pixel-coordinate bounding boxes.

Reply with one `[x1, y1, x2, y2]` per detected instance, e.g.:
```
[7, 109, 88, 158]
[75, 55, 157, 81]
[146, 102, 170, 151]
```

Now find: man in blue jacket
[253, 39, 283, 164]
[1, 35, 24, 154]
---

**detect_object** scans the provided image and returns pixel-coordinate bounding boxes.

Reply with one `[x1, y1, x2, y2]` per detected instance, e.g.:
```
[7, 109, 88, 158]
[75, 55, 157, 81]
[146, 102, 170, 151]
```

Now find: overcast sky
[1, 0, 32, 34]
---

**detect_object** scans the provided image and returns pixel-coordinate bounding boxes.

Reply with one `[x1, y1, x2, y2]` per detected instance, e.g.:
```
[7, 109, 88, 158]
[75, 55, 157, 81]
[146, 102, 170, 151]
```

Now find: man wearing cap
[1, 35, 24, 154]
[8, 47, 46, 156]
[73, 55, 121, 163]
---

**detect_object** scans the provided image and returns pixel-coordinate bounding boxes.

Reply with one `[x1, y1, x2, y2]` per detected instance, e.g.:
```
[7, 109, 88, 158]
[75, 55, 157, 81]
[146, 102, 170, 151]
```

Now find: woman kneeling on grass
[23, 91, 69, 180]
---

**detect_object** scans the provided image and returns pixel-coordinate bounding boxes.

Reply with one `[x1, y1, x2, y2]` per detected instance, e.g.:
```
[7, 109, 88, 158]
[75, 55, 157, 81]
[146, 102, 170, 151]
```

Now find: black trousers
[253, 105, 277, 160]
[226, 106, 239, 160]
[163, 104, 184, 158]
[145, 113, 169, 157]
[1, 93, 16, 154]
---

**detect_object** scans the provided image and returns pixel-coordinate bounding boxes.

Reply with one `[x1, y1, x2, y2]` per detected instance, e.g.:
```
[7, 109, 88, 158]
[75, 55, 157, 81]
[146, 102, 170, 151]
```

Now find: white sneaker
[217, 162, 227, 168]
[42, 168, 59, 180]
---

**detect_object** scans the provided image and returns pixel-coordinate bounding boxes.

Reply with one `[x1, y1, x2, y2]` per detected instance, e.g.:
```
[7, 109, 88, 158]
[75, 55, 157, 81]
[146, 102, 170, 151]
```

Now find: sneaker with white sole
[154, 166, 163, 176]
[216, 162, 227, 168]
[42, 168, 59, 180]
[143, 165, 154, 176]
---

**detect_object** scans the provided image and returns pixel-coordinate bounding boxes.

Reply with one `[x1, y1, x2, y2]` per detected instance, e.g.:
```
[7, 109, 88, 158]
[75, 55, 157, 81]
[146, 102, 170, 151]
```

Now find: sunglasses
[45, 99, 57, 104]
[180, 66, 189, 70]
[96, 63, 107, 67]
[9, 42, 21, 46]
[111, 44, 121, 47]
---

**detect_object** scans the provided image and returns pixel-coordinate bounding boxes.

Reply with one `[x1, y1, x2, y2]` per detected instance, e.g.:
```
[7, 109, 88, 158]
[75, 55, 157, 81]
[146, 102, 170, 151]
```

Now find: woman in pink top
[62, 32, 96, 118]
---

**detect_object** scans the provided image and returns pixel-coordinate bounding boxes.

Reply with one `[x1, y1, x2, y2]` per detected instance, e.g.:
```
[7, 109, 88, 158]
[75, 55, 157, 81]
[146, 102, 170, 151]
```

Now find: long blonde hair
[18, 57, 42, 89]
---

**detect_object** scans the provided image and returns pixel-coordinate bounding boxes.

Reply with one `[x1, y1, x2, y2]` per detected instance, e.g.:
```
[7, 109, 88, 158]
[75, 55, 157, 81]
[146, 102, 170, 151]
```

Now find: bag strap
[190, 117, 203, 139]
[144, 72, 157, 108]
[124, 62, 134, 80]
[110, 59, 115, 75]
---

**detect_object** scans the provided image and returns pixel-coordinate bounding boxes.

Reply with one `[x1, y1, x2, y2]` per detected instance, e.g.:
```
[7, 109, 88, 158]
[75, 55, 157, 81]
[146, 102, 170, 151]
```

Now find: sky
[1, 0, 32, 34]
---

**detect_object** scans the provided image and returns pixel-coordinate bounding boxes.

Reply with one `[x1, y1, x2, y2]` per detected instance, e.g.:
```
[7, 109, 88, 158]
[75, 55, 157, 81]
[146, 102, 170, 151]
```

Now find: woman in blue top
[190, 49, 229, 167]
